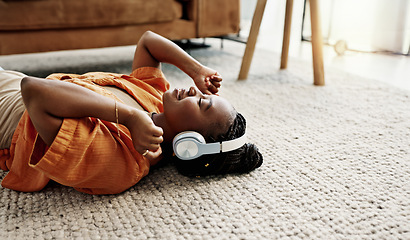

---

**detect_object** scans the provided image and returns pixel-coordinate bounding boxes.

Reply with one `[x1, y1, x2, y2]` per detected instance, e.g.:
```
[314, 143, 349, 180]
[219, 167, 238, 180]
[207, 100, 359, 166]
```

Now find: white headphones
[172, 131, 247, 160]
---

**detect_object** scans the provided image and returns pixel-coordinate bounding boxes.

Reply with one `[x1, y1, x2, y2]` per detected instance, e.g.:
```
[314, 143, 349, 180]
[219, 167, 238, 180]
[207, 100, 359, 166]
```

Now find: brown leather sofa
[0, 0, 240, 55]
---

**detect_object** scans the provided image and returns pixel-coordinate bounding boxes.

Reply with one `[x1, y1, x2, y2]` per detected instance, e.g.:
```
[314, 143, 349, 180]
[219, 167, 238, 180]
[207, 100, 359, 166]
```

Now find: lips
[175, 88, 186, 100]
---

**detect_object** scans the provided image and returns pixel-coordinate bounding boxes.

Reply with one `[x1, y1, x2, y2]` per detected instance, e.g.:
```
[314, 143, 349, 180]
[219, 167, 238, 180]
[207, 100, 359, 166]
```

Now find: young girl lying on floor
[0, 31, 262, 195]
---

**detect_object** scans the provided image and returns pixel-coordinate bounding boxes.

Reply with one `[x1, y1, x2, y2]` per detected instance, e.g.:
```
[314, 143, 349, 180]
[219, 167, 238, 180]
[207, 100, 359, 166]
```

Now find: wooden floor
[271, 40, 410, 92]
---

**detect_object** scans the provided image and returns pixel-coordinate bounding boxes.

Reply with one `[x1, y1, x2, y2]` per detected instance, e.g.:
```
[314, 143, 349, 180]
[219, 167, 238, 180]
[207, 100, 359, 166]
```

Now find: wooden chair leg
[280, 0, 294, 69]
[309, 0, 325, 85]
[238, 0, 268, 80]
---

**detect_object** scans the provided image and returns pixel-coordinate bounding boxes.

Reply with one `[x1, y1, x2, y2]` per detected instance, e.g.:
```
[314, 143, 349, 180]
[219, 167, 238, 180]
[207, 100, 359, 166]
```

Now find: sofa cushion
[0, 0, 183, 30]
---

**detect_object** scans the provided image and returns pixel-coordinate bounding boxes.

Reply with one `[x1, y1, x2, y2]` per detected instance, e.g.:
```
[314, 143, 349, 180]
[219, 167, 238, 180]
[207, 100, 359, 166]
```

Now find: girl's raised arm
[132, 31, 222, 95]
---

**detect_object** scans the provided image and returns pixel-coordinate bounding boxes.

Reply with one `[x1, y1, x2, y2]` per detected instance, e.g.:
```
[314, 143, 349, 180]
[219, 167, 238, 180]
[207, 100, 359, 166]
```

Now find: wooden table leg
[280, 0, 294, 69]
[238, 0, 268, 80]
[309, 0, 325, 86]
[238, 0, 325, 85]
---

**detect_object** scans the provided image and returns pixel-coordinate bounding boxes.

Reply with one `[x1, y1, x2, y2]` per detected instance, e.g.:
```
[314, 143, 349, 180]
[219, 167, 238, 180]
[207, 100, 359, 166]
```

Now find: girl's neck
[151, 113, 176, 142]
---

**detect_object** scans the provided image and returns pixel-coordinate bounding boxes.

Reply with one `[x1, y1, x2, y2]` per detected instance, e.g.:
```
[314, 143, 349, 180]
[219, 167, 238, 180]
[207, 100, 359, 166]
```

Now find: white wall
[302, 0, 410, 54]
[372, 0, 410, 53]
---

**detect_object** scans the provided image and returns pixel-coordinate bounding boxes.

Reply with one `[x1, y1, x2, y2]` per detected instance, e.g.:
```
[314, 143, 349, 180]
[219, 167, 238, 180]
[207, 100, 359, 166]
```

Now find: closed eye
[198, 97, 212, 111]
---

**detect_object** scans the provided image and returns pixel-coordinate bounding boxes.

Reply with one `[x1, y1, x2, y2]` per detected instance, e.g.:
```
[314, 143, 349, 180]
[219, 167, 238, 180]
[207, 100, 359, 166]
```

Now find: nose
[188, 86, 197, 96]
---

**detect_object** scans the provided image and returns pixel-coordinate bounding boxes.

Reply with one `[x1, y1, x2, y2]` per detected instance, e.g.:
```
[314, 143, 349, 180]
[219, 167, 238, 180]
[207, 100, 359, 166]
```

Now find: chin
[162, 91, 171, 107]
[162, 91, 176, 117]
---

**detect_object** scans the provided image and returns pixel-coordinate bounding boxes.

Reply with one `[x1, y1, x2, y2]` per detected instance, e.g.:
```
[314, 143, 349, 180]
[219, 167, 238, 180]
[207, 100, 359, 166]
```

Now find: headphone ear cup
[173, 131, 206, 160]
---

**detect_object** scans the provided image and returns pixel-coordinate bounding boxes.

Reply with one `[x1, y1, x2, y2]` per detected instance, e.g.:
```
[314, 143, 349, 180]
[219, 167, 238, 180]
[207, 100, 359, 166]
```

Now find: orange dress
[0, 67, 170, 194]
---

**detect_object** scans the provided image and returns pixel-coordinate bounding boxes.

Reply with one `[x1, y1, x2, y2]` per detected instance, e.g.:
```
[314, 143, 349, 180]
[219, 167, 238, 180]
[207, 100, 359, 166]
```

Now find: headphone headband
[221, 133, 247, 152]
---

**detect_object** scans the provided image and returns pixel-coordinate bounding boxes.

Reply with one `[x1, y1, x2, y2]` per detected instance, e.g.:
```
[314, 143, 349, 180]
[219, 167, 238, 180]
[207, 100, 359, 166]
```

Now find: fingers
[208, 79, 221, 94]
[210, 86, 220, 93]
[209, 73, 222, 94]
[141, 133, 163, 152]
[194, 70, 223, 95]
[210, 74, 222, 82]
[144, 147, 163, 163]
[148, 142, 161, 151]
[151, 125, 163, 137]
[203, 75, 222, 95]
[135, 126, 163, 155]
[208, 74, 222, 85]
[147, 124, 163, 145]
[137, 143, 160, 157]
[210, 79, 221, 88]
[150, 135, 163, 145]
[127, 110, 165, 161]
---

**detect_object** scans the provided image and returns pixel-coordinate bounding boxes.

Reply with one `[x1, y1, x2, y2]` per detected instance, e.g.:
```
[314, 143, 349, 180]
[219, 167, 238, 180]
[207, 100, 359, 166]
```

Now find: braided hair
[174, 112, 263, 177]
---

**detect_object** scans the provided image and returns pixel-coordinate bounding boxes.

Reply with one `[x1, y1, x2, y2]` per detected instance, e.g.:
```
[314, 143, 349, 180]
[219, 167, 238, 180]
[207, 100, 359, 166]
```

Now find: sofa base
[0, 20, 198, 55]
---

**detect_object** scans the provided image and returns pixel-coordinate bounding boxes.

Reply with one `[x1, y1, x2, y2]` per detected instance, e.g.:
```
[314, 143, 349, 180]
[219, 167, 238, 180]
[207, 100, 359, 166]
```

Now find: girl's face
[163, 86, 235, 137]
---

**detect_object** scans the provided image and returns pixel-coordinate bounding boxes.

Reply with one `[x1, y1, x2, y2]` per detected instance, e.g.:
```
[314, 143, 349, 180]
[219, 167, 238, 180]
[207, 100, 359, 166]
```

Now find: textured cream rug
[0, 40, 409, 239]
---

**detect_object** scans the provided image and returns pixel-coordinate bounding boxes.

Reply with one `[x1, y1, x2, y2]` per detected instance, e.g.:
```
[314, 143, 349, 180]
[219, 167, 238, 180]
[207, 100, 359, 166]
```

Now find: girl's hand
[124, 109, 163, 161]
[193, 65, 222, 95]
